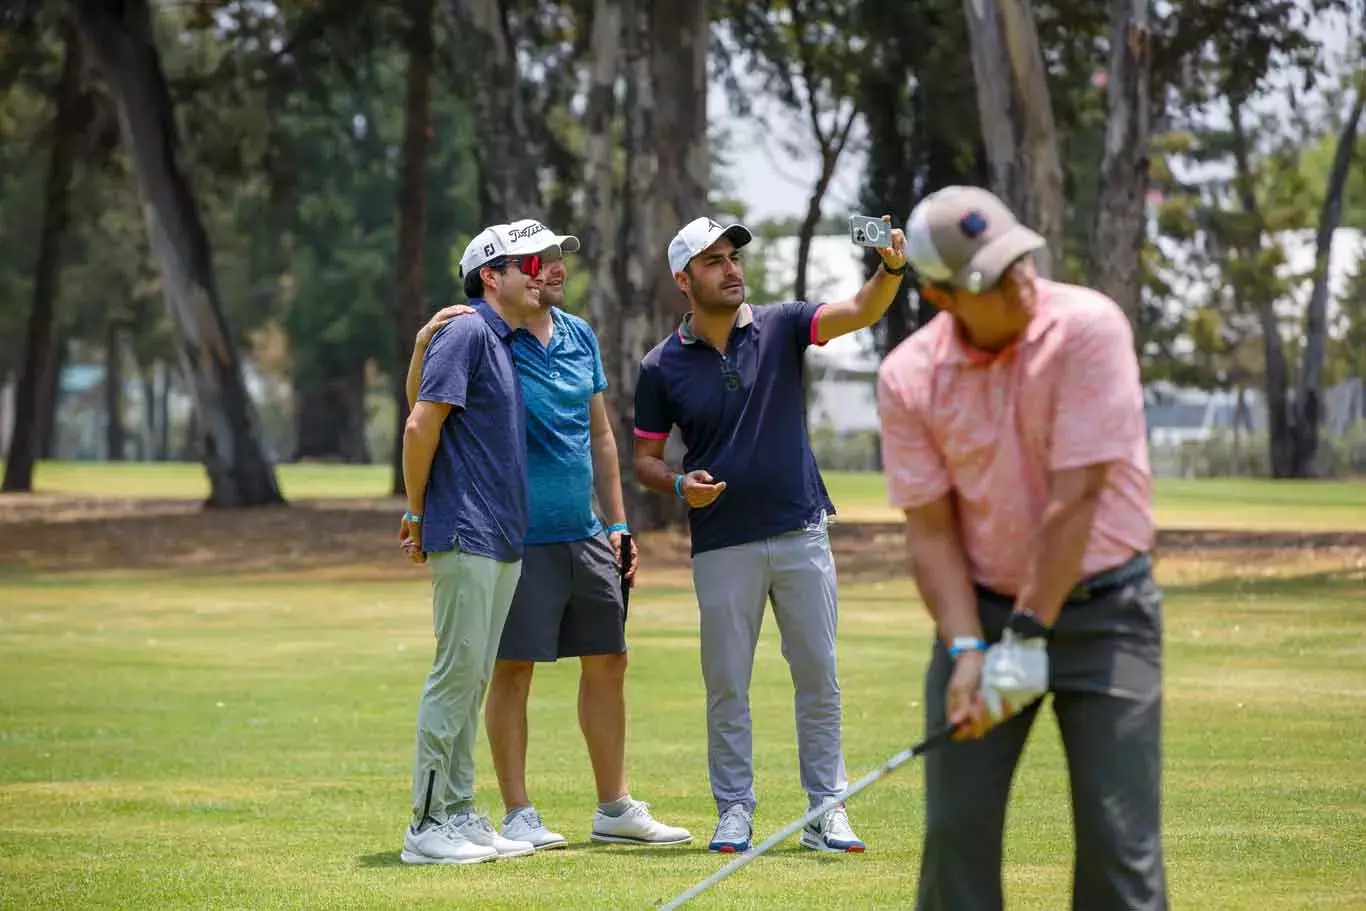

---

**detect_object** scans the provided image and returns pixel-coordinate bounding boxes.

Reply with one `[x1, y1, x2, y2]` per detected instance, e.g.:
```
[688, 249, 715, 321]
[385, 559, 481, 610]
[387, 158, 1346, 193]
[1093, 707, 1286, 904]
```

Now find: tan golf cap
[904, 186, 1046, 293]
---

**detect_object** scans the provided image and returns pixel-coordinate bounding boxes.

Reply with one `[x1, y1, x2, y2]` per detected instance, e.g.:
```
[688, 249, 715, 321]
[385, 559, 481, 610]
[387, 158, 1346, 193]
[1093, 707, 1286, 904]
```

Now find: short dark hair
[462, 259, 509, 299]
[462, 270, 484, 299]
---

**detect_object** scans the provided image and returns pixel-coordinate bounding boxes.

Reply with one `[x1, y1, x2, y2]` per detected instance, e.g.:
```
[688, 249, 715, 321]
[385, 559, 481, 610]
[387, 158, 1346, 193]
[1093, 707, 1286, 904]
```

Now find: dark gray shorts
[497, 533, 627, 662]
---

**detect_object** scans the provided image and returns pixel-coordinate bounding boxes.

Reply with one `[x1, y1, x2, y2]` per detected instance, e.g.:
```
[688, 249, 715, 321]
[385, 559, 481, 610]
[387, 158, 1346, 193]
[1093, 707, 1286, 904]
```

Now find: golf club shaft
[657, 724, 956, 911]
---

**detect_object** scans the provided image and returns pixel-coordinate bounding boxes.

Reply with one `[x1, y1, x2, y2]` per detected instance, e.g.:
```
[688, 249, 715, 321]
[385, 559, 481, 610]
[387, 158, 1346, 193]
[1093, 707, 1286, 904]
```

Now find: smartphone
[849, 214, 890, 248]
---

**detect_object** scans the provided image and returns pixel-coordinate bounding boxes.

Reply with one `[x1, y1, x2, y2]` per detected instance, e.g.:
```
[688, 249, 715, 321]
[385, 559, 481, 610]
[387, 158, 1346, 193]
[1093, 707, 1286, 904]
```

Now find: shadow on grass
[357, 850, 405, 868]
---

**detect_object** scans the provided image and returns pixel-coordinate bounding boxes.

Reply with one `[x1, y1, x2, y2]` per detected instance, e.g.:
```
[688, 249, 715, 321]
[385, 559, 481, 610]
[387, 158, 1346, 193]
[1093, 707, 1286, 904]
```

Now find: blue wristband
[674, 474, 685, 498]
[606, 522, 629, 535]
[947, 636, 986, 659]
[403, 511, 423, 524]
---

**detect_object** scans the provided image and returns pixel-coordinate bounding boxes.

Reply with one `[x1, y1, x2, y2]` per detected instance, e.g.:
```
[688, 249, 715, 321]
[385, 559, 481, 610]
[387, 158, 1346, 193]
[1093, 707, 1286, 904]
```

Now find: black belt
[977, 552, 1152, 604]
[1066, 552, 1151, 603]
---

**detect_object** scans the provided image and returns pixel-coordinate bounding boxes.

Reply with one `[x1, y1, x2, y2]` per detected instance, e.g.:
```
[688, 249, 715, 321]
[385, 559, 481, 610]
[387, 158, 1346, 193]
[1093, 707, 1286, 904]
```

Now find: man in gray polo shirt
[397, 222, 564, 865]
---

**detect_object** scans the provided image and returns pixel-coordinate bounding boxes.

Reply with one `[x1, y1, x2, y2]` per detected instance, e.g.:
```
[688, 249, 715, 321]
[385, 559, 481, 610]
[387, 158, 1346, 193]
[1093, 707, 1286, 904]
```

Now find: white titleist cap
[458, 218, 576, 278]
[667, 216, 753, 275]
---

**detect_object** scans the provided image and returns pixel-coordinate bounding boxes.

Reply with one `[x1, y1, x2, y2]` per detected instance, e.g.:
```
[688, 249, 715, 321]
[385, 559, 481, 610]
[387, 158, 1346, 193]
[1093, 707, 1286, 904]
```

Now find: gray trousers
[692, 514, 847, 814]
[916, 562, 1169, 911]
[410, 549, 521, 825]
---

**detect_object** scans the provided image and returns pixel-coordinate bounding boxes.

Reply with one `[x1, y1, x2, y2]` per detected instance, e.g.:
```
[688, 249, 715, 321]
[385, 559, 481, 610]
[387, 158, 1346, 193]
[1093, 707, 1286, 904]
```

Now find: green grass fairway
[2, 556, 1364, 909]
[4, 461, 1365, 532]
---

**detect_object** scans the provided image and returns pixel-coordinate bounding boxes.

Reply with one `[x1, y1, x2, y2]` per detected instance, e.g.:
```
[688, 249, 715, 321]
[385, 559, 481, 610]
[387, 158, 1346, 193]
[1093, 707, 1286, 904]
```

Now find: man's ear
[481, 265, 500, 295]
[674, 270, 690, 297]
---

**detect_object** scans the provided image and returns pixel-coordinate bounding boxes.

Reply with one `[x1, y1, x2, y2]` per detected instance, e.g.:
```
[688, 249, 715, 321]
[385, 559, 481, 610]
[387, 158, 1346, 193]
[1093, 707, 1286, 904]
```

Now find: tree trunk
[391, 0, 435, 496]
[1089, 0, 1152, 327]
[74, 0, 283, 507]
[139, 357, 155, 460]
[1229, 101, 1294, 478]
[1291, 87, 1365, 478]
[857, 52, 918, 356]
[607, 0, 708, 530]
[156, 360, 171, 461]
[2, 23, 82, 493]
[444, 0, 542, 221]
[38, 336, 63, 460]
[104, 319, 126, 461]
[584, 0, 623, 414]
[294, 367, 370, 463]
[963, 0, 1065, 277]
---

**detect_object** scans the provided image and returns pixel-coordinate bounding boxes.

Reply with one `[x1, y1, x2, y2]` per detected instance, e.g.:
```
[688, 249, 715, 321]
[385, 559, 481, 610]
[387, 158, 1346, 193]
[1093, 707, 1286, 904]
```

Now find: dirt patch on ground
[1, 495, 1363, 577]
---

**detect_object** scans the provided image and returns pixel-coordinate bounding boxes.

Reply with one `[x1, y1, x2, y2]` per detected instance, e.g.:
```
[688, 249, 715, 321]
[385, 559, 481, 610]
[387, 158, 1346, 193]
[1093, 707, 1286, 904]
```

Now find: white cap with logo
[458, 218, 580, 278]
[667, 217, 753, 275]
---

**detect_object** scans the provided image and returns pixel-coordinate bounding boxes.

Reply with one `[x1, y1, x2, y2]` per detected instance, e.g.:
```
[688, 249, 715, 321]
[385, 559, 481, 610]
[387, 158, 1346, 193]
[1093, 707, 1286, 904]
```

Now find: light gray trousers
[691, 515, 847, 814]
[410, 549, 521, 825]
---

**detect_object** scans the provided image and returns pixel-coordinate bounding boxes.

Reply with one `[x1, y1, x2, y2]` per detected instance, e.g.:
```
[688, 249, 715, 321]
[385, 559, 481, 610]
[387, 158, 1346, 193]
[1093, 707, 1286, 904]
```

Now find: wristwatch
[1007, 609, 1051, 640]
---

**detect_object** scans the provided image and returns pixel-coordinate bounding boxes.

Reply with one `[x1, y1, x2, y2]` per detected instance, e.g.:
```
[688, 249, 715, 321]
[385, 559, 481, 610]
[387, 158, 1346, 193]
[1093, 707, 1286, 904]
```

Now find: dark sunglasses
[492, 254, 544, 279]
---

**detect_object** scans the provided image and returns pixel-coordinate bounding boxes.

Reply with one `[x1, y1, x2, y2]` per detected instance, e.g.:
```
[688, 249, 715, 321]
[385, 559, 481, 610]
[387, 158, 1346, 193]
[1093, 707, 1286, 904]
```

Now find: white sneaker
[400, 819, 497, 865]
[500, 806, 568, 850]
[708, 805, 753, 853]
[799, 805, 865, 853]
[591, 798, 692, 846]
[449, 811, 536, 858]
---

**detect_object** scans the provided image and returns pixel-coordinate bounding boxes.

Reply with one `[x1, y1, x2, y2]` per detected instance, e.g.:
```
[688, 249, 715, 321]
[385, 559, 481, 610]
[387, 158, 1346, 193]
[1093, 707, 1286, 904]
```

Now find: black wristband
[1008, 609, 1051, 640]
[881, 261, 907, 276]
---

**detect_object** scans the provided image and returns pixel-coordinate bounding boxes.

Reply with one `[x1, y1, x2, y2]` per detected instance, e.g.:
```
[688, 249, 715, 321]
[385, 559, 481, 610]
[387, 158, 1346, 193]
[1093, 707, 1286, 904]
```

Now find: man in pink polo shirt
[877, 185, 1168, 910]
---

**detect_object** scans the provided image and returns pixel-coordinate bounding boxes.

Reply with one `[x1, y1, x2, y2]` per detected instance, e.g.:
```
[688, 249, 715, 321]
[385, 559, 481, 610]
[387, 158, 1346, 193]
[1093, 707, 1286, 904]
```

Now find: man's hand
[946, 650, 992, 741]
[416, 304, 476, 349]
[980, 630, 1049, 722]
[680, 470, 727, 509]
[875, 214, 907, 272]
[399, 513, 425, 565]
[609, 530, 639, 586]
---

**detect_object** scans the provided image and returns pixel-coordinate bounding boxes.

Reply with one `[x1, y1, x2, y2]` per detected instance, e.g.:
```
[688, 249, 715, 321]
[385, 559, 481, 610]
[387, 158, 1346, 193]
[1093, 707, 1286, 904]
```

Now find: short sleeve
[632, 360, 672, 440]
[777, 300, 828, 350]
[589, 329, 608, 394]
[419, 321, 480, 409]
[1050, 302, 1145, 471]
[876, 362, 951, 510]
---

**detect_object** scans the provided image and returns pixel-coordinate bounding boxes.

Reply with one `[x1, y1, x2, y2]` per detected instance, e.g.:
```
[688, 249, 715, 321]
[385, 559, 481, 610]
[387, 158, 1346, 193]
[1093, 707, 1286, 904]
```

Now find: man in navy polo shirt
[633, 215, 907, 855]
[397, 221, 563, 866]
[405, 219, 690, 852]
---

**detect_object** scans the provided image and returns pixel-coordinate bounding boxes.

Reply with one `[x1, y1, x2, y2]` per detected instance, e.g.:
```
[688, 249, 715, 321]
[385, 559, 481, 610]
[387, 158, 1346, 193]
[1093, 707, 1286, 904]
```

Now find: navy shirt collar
[677, 303, 754, 345]
[471, 297, 514, 340]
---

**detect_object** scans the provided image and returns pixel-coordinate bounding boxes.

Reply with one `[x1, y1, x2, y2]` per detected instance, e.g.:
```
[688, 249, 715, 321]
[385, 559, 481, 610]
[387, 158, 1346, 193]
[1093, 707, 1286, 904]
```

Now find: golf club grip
[619, 532, 632, 619]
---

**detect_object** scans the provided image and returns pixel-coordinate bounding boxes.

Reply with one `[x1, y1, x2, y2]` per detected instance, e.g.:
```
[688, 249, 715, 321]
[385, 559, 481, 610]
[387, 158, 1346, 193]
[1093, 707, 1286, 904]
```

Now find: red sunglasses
[495, 254, 543, 279]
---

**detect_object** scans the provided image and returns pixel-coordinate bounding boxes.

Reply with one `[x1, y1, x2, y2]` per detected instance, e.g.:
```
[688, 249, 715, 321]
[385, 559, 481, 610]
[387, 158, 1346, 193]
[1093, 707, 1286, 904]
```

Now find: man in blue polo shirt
[633, 215, 907, 854]
[397, 221, 564, 865]
[405, 219, 690, 852]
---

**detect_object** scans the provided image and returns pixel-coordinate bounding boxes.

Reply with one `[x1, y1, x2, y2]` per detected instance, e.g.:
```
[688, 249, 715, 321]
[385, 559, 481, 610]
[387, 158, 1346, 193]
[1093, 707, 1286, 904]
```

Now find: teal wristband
[403, 511, 423, 524]
[606, 522, 629, 535]
[674, 474, 685, 498]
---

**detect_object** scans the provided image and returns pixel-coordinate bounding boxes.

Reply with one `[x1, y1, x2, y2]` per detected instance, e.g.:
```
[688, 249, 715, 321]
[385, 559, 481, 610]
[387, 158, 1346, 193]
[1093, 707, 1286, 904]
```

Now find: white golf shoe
[799, 804, 865, 853]
[400, 818, 497, 865]
[449, 811, 536, 858]
[500, 805, 568, 850]
[591, 799, 692, 845]
[708, 804, 753, 853]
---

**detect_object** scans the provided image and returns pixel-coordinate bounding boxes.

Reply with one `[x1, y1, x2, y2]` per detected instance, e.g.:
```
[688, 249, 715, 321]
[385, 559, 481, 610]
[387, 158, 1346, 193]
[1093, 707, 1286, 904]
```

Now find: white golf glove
[981, 629, 1049, 722]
